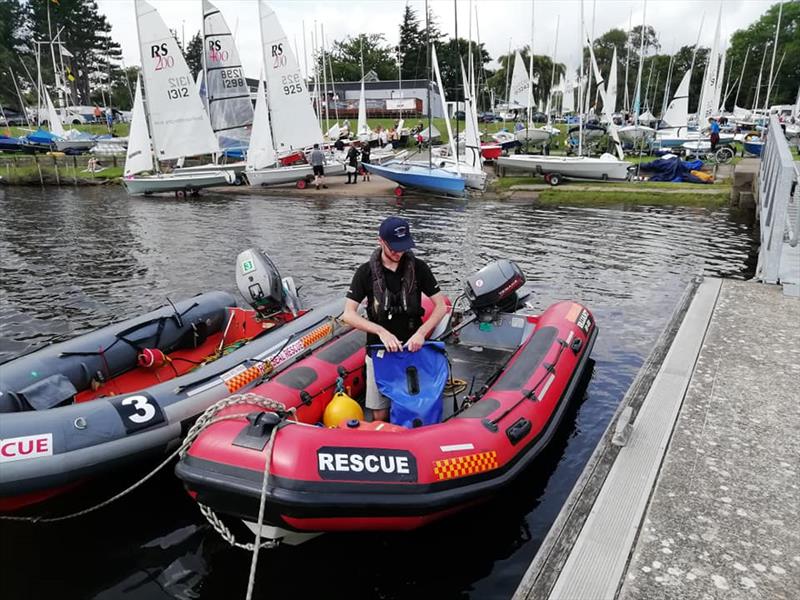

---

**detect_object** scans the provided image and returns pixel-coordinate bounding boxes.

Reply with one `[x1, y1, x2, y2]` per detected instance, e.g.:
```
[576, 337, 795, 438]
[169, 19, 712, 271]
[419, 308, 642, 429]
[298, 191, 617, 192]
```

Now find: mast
[133, 0, 158, 172]
[504, 37, 512, 118]
[632, 0, 647, 123]
[546, 16, 560, 128]
[320, 23, 329, 131]
[763, 0, 783, 111]
[9, 69, 31, 127]
[584, 0, 596, 115]
[327, 30, 339, 124]
[578, 0, 583, 156]
[200, 1, 210, 113]
[425, 0, 432, 170]
[732, 45, 749, 109]
[624, 8, 632, 113]
[753, 44, 767, 112]
[454, 0, 459, 162]
[661, 52, 674, 118]
[527, 0, 534, 129]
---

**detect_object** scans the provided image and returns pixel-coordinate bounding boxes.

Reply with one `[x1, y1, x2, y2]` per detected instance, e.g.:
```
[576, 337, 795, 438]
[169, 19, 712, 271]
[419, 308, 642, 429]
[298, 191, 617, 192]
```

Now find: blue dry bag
[371, 342, 449, 428]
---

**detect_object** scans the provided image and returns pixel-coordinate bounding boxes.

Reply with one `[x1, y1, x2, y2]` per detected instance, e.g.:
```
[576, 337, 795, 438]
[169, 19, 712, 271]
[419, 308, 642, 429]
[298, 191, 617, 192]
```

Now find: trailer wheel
[233, 174, 244, 186]
[549, 173, 562, 186]
[543, 174, 552, 184]
[296, 178, 307, 189]
[393, 186, 405, 197]
[175, 189, 186, 198]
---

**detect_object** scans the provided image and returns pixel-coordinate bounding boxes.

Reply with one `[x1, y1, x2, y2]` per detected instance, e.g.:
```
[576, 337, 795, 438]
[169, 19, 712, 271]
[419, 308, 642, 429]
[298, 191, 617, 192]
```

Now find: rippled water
[0, 186, 756, 599]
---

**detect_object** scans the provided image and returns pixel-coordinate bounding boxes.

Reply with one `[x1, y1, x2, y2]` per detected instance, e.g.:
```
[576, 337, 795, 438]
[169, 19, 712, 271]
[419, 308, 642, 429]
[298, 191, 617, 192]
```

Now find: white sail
[606, 47, 618, 116]
[357, 78, 368, 136]
[661, 69, 691, 128]
[259, 1, 322, 152]
[509, 51, 530, 107]
[135, 0, 219, 160]
[202, 0, 253, 152]
[431, 45, 459, 173]
[563, 77, 575, 113]
[698, 3, 722, 121]
[44, 89, 66, 137]
[246, 74, 276, 170]
[461, 60, 482, 169]
[714, 48, 726, 113]
[124, 77, 153, 176]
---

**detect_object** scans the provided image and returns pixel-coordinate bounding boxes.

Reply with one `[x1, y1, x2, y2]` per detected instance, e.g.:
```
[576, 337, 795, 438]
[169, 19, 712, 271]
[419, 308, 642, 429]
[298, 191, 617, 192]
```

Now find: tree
[0, 0, 31, 113]
[185, 31, 203, 79]
[26, 0, 122, 106]
[317, 33, 396, 82]
[486, 48, 565, 110]
[434, 38, 490, 104]
[726, 1, 799, 110]
[397, 4, 443, 81]
[628, 24, 660, 56]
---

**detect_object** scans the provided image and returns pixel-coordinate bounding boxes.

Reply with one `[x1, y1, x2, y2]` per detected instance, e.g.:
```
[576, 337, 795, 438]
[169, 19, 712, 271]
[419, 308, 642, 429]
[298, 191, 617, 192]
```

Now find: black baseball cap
[379, 216, 416, 252]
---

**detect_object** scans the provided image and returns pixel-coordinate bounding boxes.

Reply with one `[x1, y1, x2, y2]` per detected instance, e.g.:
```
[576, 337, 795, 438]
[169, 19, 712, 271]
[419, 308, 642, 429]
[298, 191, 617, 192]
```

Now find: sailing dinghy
[123, 0, 232, 195]
[246, 1, 344, 188]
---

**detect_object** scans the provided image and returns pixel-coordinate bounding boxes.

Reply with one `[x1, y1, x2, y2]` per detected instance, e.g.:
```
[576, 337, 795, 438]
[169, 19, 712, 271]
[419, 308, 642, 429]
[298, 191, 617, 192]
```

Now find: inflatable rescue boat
[176, 260, 597, 540]
[0, 249, 344, 511]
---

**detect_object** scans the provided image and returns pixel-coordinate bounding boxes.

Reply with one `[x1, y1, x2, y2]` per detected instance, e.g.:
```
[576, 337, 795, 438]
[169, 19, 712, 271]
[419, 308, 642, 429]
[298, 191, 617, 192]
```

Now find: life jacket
[369, 247, 422, 330]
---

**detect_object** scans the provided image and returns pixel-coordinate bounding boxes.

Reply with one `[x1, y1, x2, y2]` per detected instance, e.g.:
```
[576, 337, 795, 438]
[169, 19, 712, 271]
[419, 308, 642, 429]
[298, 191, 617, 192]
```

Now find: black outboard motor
[464, 259, 526, 319]
[235, 249, 302, 316]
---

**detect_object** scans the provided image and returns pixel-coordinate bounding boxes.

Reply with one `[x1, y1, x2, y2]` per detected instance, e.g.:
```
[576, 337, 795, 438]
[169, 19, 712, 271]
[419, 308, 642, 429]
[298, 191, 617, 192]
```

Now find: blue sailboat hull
[364, 161, 466, 196]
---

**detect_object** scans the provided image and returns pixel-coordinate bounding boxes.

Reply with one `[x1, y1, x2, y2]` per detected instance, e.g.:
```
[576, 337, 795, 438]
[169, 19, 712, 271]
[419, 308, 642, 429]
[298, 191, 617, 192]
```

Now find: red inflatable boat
[176, 260, 596, 540]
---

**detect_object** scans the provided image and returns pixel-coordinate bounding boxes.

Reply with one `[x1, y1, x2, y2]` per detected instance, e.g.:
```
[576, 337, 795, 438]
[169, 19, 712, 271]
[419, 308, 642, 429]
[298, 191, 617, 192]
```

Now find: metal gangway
[755, 115, 799, 296]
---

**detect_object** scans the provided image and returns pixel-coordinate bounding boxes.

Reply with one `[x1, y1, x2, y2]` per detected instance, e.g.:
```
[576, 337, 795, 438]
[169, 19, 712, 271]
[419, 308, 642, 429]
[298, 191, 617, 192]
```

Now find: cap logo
[393, 226, 408, 239]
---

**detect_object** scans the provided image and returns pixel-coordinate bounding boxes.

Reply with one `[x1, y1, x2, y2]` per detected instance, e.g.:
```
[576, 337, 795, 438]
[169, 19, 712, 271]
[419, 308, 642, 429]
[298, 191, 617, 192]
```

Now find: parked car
[0, 109, 28, 126]
[531, 111, 547, 123]
[453, 110, 466, 120]
[479, 112, 501, 123]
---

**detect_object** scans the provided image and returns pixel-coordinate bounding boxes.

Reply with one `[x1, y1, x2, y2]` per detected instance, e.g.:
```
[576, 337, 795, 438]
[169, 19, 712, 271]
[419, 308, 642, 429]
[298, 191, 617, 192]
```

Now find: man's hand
[379, 329, 403, 352]
[405, 331, 425, 352]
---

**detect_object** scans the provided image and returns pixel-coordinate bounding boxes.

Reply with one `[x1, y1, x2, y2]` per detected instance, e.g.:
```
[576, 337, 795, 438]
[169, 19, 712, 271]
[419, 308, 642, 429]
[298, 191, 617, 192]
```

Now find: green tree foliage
[27, 0, 122, 106]
[317, 33, 397, 82]
[486, 48, 565, 110]
[397, 4, 443, 81]
[434, 38, 490, 103]
[0, 0, 31, 113]
[726, 1, 799, 110]
[185, 31, 203, 79]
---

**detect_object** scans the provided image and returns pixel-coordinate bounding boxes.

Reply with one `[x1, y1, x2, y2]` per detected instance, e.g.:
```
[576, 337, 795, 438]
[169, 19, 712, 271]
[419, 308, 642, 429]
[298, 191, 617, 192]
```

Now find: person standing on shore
[709, 117, 721, 152]
[346, 143, 360, 184]
[310, 143, 327, 190]
[360, 144, 371, 182]
[342, 217, 448, 422]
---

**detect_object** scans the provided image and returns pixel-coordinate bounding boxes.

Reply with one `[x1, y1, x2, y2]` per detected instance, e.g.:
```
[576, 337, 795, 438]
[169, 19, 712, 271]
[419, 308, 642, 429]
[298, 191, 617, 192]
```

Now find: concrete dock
[515, 278, 799, 600]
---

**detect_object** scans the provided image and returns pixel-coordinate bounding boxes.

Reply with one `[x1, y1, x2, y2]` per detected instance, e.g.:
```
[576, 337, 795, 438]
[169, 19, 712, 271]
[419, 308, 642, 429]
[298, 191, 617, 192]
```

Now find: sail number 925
[282, 73, 303, 95]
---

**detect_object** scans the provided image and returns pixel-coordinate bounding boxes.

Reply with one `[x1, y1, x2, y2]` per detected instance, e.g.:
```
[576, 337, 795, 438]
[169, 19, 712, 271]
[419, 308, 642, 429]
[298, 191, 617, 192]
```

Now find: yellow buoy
[323, 392, 364, 428]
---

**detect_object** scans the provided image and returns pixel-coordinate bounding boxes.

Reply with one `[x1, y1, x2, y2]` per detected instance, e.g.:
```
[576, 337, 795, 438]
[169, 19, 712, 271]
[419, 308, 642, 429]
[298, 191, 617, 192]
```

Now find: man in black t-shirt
[343, 217, 448, 422]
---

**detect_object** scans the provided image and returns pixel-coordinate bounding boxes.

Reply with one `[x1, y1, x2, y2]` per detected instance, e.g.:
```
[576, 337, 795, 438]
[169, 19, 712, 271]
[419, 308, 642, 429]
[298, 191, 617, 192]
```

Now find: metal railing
[756, 115, 799, 284]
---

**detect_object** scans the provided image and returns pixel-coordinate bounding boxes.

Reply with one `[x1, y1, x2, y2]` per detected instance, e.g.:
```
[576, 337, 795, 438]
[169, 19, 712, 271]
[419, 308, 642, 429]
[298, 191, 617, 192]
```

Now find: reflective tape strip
[433, 450, 498, 480]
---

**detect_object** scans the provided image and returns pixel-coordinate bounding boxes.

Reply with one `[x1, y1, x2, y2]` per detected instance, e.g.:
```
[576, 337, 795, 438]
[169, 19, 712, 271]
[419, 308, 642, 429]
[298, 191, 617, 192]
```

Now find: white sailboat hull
[174, 161, 247, 179]
[53, 139, 97, 152]
[515, 127, 552, 145]
[246, 162, 346, 187]
[123, 170, 235, 195]
[497, 154, 632, 182]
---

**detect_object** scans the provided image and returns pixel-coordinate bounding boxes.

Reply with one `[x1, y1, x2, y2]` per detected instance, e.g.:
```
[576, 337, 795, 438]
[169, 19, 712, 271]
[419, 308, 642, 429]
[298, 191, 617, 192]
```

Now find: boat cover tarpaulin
[371, 342, 448, 427]
[638, 156, 710, 183]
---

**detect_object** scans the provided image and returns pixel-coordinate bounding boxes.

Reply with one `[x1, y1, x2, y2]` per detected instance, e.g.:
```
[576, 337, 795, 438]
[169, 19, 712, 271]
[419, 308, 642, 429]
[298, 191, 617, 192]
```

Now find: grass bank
[535, 189, 729, 207]
[0, 155, 122, 185]
[495, 176, 729, 191]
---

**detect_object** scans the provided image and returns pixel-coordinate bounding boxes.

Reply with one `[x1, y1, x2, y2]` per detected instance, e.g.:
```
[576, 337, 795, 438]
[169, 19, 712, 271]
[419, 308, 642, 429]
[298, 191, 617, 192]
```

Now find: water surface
[0, 186, 756, 599]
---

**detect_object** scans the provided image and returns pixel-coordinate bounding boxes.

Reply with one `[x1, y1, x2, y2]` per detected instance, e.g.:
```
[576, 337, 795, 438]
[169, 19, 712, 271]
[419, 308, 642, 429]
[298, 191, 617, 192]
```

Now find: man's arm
[342, 299, 403, 352]
[405, 292, 448, 352]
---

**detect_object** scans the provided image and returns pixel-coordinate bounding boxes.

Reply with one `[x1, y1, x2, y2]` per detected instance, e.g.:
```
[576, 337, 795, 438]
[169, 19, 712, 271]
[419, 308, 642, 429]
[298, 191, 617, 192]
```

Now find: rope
[444, 377, 468, 396]
[0, 393, 284, 524]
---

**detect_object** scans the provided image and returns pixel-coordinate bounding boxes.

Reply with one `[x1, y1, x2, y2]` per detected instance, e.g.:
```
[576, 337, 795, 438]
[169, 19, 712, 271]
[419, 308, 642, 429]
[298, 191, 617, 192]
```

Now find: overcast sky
[98, 0, 776, 76]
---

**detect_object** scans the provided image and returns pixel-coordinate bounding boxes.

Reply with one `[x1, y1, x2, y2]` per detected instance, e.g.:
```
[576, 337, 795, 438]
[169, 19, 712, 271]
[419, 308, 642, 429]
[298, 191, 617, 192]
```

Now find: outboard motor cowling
[235, 249, 302, 316]
[464, 259, 525, 314]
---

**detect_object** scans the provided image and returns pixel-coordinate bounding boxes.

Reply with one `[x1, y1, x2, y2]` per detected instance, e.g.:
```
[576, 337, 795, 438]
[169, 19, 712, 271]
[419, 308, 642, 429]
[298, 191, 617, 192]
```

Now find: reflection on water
[0, 186, 756, 599]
